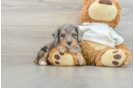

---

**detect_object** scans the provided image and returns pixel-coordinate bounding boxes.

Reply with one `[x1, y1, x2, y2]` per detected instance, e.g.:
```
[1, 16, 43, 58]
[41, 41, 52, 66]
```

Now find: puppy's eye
[72, 33, 77, 37]
[61, 34, 66, 38]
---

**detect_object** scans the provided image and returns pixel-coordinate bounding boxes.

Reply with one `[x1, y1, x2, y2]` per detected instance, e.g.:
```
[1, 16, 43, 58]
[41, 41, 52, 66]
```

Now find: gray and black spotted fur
[34, 24, 83, 65]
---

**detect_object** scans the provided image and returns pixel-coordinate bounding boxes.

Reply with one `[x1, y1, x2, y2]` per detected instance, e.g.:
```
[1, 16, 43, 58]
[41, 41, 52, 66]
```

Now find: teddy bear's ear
[114, 1, 122, 10]
[82, 0, 89, 6]
[82, 0, 96, 6]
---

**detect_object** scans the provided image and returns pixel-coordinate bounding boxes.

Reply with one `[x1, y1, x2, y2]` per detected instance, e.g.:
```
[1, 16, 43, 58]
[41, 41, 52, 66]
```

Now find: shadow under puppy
[34, 24, 85, 66]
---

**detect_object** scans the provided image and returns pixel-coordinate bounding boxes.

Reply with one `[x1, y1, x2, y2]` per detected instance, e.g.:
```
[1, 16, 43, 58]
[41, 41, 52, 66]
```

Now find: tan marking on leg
[75, 52, 85, 65]
[38, 56, 47, 66]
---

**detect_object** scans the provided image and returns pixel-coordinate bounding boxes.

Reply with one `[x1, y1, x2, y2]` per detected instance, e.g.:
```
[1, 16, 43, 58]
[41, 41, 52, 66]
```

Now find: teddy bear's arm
[115, 42, 131, 65]
[115, 42, 129, 50]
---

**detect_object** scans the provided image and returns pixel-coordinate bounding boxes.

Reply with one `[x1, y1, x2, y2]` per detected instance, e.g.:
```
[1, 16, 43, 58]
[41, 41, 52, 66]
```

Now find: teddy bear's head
[79, 0, 121, 28]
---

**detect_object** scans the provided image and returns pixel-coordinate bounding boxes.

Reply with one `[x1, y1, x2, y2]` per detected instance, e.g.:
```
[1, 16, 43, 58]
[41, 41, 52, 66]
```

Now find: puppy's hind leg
[34, 46, 49, 66]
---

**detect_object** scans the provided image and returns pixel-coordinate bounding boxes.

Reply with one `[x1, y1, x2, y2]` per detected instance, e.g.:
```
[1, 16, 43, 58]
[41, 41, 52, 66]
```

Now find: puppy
[34, 24, 85, 66]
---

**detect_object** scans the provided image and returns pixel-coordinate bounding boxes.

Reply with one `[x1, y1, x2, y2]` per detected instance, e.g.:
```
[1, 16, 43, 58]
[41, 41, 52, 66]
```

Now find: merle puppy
[34, 24, 85, 66]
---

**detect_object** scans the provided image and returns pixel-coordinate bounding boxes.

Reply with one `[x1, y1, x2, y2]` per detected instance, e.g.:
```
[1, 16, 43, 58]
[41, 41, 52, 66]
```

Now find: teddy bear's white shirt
[78, 22, 124, 48]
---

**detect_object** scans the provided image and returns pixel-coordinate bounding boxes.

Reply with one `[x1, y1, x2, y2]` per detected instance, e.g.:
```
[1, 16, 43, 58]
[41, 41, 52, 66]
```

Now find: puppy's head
[53, 24, 83, 49]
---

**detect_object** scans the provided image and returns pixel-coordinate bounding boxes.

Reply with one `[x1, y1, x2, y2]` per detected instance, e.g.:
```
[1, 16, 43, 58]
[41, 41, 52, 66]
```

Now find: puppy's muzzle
[67, 42, 72, 45]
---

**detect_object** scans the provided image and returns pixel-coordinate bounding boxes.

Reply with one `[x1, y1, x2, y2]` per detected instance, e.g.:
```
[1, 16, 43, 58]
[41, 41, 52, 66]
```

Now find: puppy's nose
[67, 42, 72, 45]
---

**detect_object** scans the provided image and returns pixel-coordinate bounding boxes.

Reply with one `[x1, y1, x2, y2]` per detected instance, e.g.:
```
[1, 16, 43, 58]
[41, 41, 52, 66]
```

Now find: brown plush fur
[81, 40, 113, 65]
[81, 40, 131, 67]
[115, 43, 131, 65]
[79, 0, 131, 66]
[79, 0, 121, 28]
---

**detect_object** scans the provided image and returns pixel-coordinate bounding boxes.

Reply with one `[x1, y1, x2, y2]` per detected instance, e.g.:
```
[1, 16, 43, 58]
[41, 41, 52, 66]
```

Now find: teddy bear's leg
[48, 48, 79, 66]
[115, 42, 131, 65]
[96, 49, 126, 67]
[96, 43, 131, 67]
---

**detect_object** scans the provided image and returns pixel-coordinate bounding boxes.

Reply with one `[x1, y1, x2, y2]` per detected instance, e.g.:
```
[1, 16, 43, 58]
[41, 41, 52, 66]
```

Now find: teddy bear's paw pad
[52, 51, 74, 66]
[55, 55, 60, 60]
[101, 49, 126, 67]
[55, 61, 60, 65]
[113, 54, 121, 60]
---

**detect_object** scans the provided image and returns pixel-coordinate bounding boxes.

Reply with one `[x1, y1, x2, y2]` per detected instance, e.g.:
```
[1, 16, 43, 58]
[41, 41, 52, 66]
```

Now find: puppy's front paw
[78, 57, 85, 65]
[76, 54, 85, 65]
[57, 46, 67, 53]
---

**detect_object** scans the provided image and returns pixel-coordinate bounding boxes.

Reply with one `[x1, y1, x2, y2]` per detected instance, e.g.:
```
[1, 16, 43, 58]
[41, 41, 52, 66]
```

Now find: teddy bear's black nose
[99, 0, 112, 5]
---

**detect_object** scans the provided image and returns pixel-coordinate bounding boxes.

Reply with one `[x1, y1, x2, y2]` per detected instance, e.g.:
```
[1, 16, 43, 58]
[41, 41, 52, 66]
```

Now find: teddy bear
[79, 0, 131, 67]
[48, 0, 131, 67]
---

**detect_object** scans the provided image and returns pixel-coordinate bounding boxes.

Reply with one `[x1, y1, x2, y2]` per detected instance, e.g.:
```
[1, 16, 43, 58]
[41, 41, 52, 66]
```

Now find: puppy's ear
[52, 33, 54, 38]
[52, 27, 60, 44]
[75, 27, 83, 42]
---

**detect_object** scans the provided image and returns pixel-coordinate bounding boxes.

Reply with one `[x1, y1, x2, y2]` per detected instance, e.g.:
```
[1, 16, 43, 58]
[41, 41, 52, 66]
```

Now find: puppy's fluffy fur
[34, 24, 85, 66]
